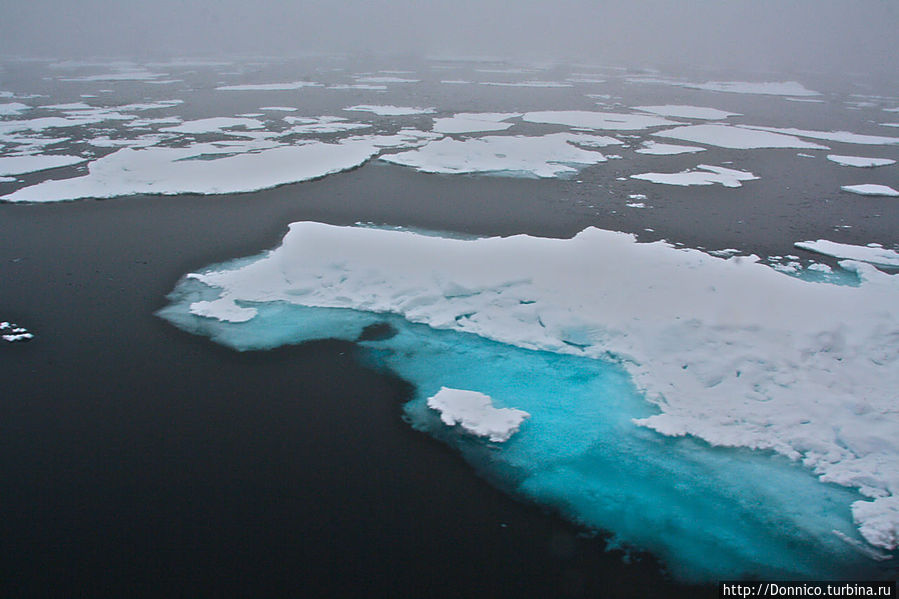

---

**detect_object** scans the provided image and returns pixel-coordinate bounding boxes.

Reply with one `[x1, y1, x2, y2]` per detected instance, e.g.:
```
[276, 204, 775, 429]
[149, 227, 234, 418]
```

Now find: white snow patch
[655, 124, 828, 150]
[827, 155, 896, 168]
[380, 133, 611, 178]
[631, 164, 758, 188]
[795, 240, 899, 268]
[427, 387, 530, 442]
[183, 221, 899, 551]
[841, 184, 899, 197]
[635, 141, 706, 155]
[633, 105, 740, 120]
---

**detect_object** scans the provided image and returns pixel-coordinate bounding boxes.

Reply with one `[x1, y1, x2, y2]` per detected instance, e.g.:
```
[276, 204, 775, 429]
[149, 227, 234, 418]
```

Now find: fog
[1, 0, 897, 78]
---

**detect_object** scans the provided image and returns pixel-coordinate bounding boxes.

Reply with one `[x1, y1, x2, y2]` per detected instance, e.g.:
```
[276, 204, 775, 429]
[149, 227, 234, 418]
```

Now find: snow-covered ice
[635, 141, 706, 155]
[170, 221, 899, 555]
[827, 155, 896, 168]
[343, 105, 436, 116]
[740, 126, 899, 146]
[281, 116, 370, 135]
[654, 124, 828, 150]
[631, 164, 758, 187]
[0, 154, 85, 176]
[841, 184, 899, 197]
[523, 110, 680, 131]
[794, 240, 899, 268]
[427, 387, 530, 442]
[431, 112, 520, 134]
[380, 133, 613, 177]
[160, 117, 266, 135]
[633, 105, 740, 120]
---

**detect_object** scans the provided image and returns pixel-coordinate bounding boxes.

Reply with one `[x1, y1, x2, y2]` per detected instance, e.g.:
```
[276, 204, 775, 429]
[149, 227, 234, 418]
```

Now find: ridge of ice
[427, 387, 530, 442]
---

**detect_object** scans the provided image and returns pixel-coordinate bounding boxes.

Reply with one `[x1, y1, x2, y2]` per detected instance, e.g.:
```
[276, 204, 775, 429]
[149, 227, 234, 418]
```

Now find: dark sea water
[1, 55, 897, 596]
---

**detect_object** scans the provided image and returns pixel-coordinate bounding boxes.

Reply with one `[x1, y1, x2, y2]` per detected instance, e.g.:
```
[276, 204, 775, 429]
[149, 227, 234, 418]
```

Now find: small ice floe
[354, 76, 419, 84]
[281, 115, 370, 135]
[427, 387, 530, 442]
[479, 80, 572, 88]
[682, 81, 820, 96]
[632, 105, 739, 120]
[216, 81, 323, 91]
[797, 153, 817, 158]
[794, 240, 899, 268]
[1, 321, 34, 343]
[327, 84, 388, 91]
[740, 125, 899, 146]
[841, 184, 899, 197]
[344, 105, 435, 116]
[827, 155, 896, 168]
[160, 117, 266, 135]
[635, 141, 705, 155]
[260, 106, 297, 112]
[60, 69, 168, 82]
[432, 112, 520, 134]
[631, 164, 758, 188]
[654, 124, 827, 149]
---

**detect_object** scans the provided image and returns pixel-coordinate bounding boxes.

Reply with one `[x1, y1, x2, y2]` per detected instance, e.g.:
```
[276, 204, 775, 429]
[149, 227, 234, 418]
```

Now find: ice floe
[740, 126, 899, 146]
[635, 141, 706, 155]
[631, 164, 758, 187]
[479, 81, 572, 88]
[654, 124, 828, 149]
[794, 240, 899, 268]
[841, 184, 899, 197]
[380, 133, 615, 177]
[633, 105, 740, 120]
[0, 102, 30, 116]
[260, 106, 297, 112]
[684, 81, 820, 96]
[160, 117, 266, 135]
[0, 154, 85, 176]
[216, 81, 323, 91]
[427, 387, 530, 442]
[431, 112, 520, 134]
[344, 105, 436, 116]
[354, 76, 419, 84]
[281, 116, 370, 135]
[175, 221, 899, 553]
[1, 321, 34, 343]
[827, 155, 896, 168]
[60, 69, 169, 82]
[522, 111, 680, 131]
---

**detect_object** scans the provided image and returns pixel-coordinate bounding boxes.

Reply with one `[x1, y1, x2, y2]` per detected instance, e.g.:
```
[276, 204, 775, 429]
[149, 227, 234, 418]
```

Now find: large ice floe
[654, 124, 828, 150]
[0, 154, 85, 176]
[159, 221, 899, 581]
[522, 110, 680, 130]
[1, 135, 430, 202]
[379, 133, 618, 177]
[631, 164, 758, 188]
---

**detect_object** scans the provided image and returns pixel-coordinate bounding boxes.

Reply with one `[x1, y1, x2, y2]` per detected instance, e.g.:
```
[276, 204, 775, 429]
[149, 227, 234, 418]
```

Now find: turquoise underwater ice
[158, 275, 886, 582]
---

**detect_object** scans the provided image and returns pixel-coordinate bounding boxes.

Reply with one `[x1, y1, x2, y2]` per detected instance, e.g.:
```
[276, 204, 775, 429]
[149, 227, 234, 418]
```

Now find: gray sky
[1, 0, 896, 77]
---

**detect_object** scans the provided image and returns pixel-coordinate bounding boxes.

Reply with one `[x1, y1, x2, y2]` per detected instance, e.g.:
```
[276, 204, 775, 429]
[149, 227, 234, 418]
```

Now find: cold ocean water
[1, 55, 898, 596]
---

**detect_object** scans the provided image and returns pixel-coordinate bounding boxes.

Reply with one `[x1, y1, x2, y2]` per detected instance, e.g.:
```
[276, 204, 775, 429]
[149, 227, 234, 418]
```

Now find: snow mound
[427, 387, 530, 442]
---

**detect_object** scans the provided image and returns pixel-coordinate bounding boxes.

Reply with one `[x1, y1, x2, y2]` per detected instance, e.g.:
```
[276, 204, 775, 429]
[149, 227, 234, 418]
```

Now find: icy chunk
[427, 387, 530, 442]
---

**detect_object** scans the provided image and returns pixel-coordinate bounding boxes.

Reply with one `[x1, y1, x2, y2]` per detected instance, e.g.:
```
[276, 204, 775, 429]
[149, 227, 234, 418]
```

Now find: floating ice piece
[523, 110, 679, 131]
[281, 116, 370, 135]
[827, 155, 896, 168]
[432, 112, 520, 134]
[879, 123, 899, 128]
[479, 81, 572, 88]
[427, 387, 530, 442]
[841, 184, 899, 197]
[1, 321, 34, 342]
[635, 141, 706, 155]
[631, 164, 758, 188]
[0, 102, 30, 116]
[216, 81, 323, 91]
[60, 70, 168, 82]
[380, 133, 610, 178]
[633, 105, 739, 120]
[740, 126, 899, 146]
[344, 105, 436, 116]
[260, 106, 297, 112]
[327, 84, 388, 91]
[1, 138, 386, 202]
[785, 97, 825, 103]
[794, 240, 899, 268]
[160, 117, 266, 134]
[179, 221, 899, 551]
[0, 154, 86, 176]
[683, 81, 820, 96]
[354, 76, 419, 84]
[654, 124, 828, 150]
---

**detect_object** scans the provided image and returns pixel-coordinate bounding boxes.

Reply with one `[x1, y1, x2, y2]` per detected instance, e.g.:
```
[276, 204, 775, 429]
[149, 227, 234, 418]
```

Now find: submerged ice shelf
[159, 222, 899, 580]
